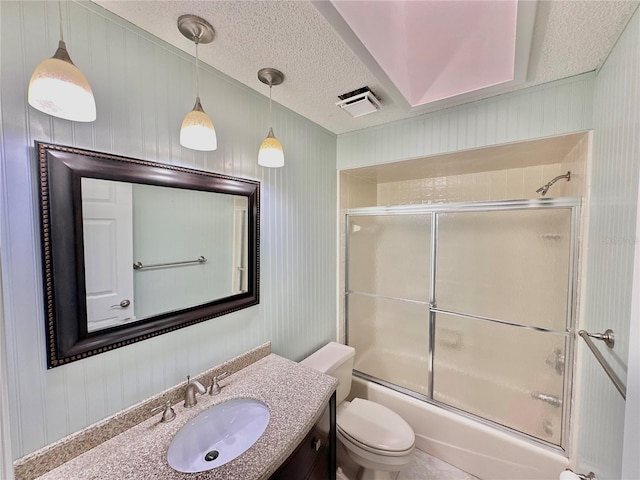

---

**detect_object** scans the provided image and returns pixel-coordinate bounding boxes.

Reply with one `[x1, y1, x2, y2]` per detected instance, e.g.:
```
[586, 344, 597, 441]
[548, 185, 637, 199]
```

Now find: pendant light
[257, 68, 285, 168]
[28, 0, 96, 122]
[178, 15, 217, 151]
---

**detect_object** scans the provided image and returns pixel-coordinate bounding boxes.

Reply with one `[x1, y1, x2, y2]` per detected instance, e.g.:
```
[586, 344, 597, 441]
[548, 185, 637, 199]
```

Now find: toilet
[301, 342, 415, 480]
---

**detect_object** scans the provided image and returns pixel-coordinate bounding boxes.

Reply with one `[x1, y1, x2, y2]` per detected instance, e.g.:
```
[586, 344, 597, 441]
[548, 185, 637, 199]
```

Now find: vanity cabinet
[270, 392, 336, 480]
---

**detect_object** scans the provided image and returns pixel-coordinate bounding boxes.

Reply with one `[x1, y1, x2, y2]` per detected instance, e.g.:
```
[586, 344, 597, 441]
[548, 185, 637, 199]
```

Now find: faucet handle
[209, 372, 229, 395]
[151, 399, 176, 423]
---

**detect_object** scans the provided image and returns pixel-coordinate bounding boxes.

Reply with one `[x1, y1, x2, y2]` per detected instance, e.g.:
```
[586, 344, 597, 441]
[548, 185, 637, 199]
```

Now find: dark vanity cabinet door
[270, 392, 336, 480]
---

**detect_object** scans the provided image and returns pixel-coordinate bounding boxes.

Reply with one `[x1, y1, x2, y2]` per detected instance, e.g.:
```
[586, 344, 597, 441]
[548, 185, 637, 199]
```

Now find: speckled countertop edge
[26, 350, 338, 480]
[14, 342, 272, 480]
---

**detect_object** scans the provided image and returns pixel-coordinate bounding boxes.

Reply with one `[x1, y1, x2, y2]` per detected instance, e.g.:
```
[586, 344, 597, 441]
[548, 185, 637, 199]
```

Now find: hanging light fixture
[257, 68, 285, 168]
[28, 0, 96, 122]
[178, 15, 217, 151]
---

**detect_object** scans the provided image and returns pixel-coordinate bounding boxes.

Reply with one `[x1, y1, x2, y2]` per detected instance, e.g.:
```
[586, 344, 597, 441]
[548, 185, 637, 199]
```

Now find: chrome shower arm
[536, 171, 571, 196]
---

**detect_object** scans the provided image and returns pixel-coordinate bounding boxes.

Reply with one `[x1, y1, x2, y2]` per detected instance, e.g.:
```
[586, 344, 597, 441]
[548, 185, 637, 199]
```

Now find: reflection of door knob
[111, 299, 131, 308]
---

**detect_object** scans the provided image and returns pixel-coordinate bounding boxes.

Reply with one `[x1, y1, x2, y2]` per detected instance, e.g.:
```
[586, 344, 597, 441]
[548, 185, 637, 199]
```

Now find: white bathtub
[349, 375, 569, 479]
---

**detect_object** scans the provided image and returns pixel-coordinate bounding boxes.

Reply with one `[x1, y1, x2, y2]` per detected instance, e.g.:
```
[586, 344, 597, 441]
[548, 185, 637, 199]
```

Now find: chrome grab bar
[578, 330, 626, 400]
[581, 328, 615, 348]
[133, 255, 207, 271]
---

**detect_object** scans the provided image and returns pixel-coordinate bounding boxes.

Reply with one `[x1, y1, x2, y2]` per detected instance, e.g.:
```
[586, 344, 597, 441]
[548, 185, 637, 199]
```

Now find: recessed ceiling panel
[331, 0, 519, 107]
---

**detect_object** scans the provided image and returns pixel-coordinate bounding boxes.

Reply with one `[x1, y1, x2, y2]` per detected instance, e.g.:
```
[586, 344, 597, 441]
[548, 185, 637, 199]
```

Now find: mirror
[36, 142, 260, 368]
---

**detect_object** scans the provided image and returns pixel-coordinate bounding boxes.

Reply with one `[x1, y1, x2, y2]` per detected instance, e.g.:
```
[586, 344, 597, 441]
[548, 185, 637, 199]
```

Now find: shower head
[536, 171, 571, 197]
[536, 185, 550, 196]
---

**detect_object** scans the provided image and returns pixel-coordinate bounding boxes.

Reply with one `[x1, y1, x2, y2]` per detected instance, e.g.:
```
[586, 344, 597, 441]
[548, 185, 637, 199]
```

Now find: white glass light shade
[28, 41, 96, 122]
[258, 127, 284, 168]
[180, 97, 217, 151]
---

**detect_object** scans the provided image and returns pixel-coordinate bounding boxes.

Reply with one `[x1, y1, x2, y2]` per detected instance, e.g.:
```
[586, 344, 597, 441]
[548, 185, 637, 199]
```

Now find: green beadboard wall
[578, 5, 640, 479]
[0, 1, 336, 459]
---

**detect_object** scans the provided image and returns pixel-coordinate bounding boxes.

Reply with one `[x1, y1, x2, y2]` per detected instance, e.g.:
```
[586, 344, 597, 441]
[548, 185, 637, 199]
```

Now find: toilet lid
[337, 398, 415, 452]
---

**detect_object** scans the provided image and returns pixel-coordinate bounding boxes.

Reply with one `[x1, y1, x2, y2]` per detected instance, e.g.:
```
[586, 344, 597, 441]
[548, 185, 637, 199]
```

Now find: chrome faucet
[184, 375, 206, 408]
[531, 391, 562, 408]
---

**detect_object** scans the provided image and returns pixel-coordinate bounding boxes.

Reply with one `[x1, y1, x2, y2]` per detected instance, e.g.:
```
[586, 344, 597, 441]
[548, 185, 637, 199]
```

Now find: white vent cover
[335, 89, 380, 118]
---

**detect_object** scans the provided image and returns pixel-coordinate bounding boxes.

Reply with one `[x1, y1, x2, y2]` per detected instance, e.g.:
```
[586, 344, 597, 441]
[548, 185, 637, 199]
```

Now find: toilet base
[337, 438, 403, 480]
[356, 466, 400, 480]
[336, 465, 400, 480]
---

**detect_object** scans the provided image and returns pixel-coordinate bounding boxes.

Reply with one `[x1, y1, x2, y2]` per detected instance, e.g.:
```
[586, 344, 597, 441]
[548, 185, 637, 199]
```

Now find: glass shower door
[345, 202, 577, 449]
[432, 208, 573, 445]
[347, 214, 431, 395]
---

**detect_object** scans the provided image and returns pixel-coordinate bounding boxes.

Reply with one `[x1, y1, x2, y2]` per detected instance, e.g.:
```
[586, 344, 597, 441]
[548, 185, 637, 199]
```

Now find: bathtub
[349, 363, 570, 479]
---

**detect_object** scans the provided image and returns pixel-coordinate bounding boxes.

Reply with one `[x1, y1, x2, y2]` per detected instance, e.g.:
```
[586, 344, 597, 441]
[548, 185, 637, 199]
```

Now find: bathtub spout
[531, 392, 562, 408]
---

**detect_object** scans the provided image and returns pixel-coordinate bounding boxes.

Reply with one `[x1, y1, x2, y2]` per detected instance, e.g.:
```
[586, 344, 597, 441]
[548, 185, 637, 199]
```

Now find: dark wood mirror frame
[36, 142, 260, 368]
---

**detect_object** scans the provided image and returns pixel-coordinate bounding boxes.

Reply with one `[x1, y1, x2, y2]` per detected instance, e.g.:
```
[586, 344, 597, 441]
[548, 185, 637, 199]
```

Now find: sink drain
[204, 450, 220, 462]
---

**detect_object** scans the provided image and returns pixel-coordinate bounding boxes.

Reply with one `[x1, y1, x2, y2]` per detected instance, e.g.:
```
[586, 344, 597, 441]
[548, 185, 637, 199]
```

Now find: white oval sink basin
[167, 398, 270, 473]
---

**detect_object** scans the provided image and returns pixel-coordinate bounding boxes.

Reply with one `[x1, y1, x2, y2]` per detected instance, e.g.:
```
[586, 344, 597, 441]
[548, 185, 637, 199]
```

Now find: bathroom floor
[336, 447, 478, 480]
[398, 449, 478, 479]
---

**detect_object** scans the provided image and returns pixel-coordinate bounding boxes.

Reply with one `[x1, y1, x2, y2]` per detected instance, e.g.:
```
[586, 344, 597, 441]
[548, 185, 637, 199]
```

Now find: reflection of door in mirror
[232, 197, 249, 294]
[81, 178, 135, 332]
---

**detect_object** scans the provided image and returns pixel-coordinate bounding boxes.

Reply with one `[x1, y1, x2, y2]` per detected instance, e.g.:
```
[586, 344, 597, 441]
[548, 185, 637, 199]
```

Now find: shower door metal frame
[344, 197, 581, 455]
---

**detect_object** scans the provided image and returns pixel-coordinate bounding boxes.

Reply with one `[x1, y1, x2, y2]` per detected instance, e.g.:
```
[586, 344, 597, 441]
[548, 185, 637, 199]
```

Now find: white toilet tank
[301, 342, 355, 404]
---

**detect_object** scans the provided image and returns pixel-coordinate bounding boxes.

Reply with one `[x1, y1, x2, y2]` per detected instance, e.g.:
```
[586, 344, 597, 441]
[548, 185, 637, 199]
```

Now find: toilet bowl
[301, 342, 415, 480]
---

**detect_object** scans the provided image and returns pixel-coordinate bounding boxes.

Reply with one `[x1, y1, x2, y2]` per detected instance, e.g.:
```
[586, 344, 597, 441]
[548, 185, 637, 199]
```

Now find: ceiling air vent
[335, 87, 380, 118]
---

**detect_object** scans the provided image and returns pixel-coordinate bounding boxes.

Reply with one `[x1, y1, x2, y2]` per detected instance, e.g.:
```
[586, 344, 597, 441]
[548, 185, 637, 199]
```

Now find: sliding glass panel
[348, 293, 430, 395]
[433, 313, 566, 445]
[348, 214, 431, 302]
[436, 208, 572, 331]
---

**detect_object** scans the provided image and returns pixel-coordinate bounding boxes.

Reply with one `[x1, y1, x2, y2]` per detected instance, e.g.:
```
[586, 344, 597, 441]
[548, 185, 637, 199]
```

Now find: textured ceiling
[92, 1, 638, 135]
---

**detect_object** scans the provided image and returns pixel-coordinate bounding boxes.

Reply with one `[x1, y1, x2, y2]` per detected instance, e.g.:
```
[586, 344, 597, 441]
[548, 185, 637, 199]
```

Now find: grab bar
[133, 255, 207, 271]
[578, 330, 626, 400]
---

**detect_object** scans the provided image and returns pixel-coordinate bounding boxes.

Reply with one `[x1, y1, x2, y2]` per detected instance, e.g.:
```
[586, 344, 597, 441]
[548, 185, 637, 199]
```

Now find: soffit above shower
[325, 0, 532, 109]
[343, 132, 588, 184]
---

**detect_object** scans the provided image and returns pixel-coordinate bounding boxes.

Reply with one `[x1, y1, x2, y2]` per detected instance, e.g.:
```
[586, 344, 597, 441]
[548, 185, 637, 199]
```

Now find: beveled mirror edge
[35, 141, 260, 368]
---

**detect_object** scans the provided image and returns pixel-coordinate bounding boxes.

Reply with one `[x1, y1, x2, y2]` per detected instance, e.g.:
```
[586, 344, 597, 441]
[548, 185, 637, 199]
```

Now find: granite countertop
[36, 354, 338, 480]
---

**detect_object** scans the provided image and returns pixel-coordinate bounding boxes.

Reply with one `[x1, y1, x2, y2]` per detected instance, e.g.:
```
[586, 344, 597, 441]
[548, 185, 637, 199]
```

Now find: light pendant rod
[178, 15, 217, 152]
[268, 83, 274, 130]
[58, 0, 64, 42]
[257, 68, 285, 168]
[195, 41, 200, 98]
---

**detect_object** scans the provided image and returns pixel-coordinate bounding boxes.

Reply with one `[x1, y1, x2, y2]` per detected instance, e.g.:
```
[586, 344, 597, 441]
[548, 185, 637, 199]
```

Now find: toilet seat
[338, 426, 414, 458]
[337, 398, 415, 456]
